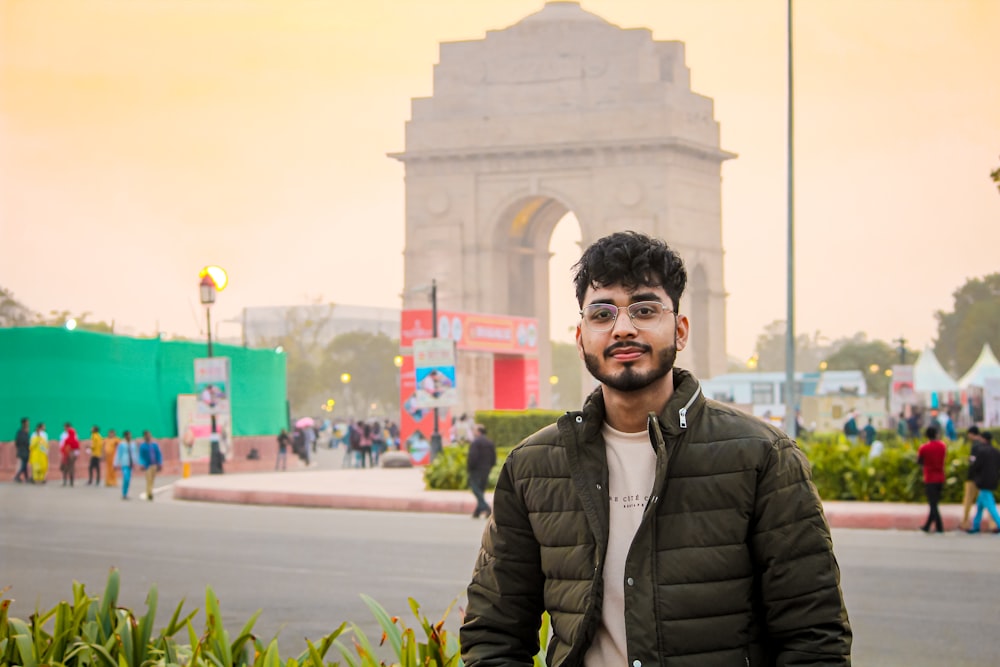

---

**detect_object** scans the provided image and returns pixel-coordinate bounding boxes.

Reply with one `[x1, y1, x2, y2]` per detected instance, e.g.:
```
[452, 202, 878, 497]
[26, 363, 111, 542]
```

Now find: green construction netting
[1, 327, 287, 437]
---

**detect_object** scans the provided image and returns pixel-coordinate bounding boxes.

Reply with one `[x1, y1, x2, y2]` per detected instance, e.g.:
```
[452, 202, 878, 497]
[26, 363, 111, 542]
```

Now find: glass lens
[627, 301, 664, 326]
[583, 304, 618, 330]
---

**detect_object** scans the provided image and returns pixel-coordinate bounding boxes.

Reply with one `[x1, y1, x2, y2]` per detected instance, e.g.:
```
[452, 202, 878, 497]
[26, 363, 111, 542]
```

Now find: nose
[610, 308, 638, 337]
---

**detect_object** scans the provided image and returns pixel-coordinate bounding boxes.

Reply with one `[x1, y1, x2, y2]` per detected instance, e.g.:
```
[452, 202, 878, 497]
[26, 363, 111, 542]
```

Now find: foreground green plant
[1, 569, 470, 667]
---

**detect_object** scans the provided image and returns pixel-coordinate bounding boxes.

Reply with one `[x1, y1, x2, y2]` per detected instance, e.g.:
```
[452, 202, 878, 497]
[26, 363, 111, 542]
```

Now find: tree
[323, 331, 401, 419]
[752, 320, 828, 372]
[35, 309, 114, 333]
[0, 287, 32, 327]
[259, 304, 339, 418]
[822, 337, 899, 398]
[934, 273, 1000, 377]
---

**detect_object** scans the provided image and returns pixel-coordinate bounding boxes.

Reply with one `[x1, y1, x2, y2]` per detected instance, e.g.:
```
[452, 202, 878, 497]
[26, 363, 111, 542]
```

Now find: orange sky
[2, 0, 998, 362]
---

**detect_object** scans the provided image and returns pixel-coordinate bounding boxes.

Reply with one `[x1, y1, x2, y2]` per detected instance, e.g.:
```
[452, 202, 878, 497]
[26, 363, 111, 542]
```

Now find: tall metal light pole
[199, 266, 227, 474]
[784, 0, 797, 437]
[429, 278, 443, 459]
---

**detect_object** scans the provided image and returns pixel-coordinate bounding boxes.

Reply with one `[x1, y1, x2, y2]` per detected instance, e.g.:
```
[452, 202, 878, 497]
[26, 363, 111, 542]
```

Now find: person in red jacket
[917, 425, 947, 533]
[59, 423, 81, 487]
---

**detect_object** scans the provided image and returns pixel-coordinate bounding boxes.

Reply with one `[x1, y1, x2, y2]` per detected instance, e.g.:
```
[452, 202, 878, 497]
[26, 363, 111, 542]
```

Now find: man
[917, 425, 947, 533]
[843, 411, 859, 444]
[862, 417, 876, 447]
[114, 430, 139, 500]
[138, 430, 163, 501]
[87, 426, 103, 486]
[461, 231, 851, 666]
[960, 426, 987, 531]
[967, 432, 1000, 534]
[466, 424, 497, 519]
[13, 417, 31, 483]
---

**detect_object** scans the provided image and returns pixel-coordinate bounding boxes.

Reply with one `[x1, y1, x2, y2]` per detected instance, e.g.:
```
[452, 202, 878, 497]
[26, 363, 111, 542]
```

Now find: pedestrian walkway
[171, 447, 972, 531]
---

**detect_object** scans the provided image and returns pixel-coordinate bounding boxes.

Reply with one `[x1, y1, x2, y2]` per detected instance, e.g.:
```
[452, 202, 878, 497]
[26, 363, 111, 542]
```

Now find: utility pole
[429, 279, 442, 460]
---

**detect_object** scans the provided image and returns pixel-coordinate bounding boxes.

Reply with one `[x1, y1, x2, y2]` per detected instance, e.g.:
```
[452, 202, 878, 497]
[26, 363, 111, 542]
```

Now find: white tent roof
[959, 344, 1000, 388]
[913, 345, 959, 393]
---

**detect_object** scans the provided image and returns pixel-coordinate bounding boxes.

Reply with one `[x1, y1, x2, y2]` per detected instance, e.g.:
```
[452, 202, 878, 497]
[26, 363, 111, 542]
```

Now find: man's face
[575, 283, 689, 393]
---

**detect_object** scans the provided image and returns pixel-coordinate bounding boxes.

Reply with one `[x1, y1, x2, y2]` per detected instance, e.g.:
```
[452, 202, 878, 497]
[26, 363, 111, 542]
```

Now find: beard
[582, 338, 677, 393]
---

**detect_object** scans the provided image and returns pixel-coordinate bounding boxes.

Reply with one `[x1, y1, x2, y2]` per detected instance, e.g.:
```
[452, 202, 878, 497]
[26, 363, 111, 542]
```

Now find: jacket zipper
[677, 382, 701, 429]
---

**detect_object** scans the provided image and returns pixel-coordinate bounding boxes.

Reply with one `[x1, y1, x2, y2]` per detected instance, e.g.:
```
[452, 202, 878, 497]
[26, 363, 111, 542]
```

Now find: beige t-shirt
[584, 423, 657, 667]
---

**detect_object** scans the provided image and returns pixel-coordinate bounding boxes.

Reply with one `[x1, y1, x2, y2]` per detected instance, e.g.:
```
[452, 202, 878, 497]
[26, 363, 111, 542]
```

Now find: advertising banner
[401, 309, 538, 354]
[413, 338, 458, 408]
[195, 357, 231, 416]
[889, 364, 916, 418]
[176, 394, 233, 463]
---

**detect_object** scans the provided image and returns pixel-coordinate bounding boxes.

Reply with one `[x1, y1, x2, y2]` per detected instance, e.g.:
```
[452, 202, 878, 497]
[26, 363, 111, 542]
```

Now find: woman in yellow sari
[29, 422, 49, 483]
[104, 428, 120, 487]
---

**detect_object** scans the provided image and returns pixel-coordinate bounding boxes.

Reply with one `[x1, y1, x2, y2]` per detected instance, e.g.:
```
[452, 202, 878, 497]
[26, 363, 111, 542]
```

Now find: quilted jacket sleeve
[750, 438, 853, 666]
[461, 453, 546, 667]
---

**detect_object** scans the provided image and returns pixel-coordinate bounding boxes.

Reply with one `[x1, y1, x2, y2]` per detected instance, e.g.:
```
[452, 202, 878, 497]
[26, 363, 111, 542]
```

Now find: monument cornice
[389, 137, 736, 165]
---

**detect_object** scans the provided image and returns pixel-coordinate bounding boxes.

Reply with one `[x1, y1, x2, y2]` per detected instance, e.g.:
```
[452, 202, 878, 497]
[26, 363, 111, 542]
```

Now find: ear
[575, 323, 585, 360]
[675, 313, 690, 352]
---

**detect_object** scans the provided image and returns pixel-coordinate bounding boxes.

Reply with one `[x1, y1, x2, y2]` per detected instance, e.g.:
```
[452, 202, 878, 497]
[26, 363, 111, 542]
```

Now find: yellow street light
[884, 368, 893, 377]
[393, 355, 404, 368]
[869, 363, 880, 374]
[819, 361, 828, 370]
[340, 372, 352, 384]
[549, 375, 559, 385]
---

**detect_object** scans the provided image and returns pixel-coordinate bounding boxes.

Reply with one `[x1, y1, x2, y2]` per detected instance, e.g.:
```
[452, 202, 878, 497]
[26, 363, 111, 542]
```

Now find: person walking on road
[917, 425, 947, 533]
[276, 429, 290, 471]
[29, 422, 49, 483]
[114, 431, 139, 500]
[59, 423, 81, 486]
[968, 433, 1000, 534]
[466, 424, 497, 519]
[87, 426, 103, 486]
[13, 417, 31, 483]
[103, 428, 120, 488]
[960, 426, 987, 531]
[138, 430, 163, 501]
[460, 231, 851, 666]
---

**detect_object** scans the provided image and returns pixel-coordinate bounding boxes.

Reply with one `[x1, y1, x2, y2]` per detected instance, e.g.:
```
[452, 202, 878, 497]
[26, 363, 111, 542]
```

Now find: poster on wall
[176, 394, 233, 463]
[195, 357, 231, 416]
[889, 365, 916, 418]
[398, 355, 450, 465]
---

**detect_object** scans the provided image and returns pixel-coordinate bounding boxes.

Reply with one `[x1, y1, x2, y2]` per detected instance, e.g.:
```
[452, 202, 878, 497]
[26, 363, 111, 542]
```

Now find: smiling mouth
[606, 344, 648, 361]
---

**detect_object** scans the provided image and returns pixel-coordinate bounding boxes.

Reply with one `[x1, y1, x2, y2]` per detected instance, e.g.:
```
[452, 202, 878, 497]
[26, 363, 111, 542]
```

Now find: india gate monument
[393, 1, 732, 416]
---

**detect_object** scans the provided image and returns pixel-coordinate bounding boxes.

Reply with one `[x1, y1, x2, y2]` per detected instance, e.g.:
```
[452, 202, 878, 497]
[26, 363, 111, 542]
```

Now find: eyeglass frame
[578, 300, 676, 332]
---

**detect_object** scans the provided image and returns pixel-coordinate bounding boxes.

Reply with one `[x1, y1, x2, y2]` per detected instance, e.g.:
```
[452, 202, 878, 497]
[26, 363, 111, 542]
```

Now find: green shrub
[423, 444, 508, 491]
[474, 410, 562, 449]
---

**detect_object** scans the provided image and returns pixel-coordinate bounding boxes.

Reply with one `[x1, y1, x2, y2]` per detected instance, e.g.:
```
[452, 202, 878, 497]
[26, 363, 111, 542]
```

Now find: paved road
[3, 474, 1000, 665]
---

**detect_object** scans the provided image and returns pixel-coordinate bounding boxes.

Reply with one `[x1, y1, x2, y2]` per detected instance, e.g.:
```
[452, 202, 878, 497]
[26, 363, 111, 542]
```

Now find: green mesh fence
[1, 327, 287, 437]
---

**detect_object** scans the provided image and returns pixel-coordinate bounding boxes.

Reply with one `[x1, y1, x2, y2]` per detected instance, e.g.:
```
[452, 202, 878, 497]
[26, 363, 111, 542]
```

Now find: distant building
[702, 370, 868, 424]
[241, 304, 400, 347]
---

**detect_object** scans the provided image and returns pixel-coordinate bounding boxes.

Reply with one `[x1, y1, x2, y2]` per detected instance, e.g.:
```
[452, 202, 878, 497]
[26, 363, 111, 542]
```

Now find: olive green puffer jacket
[461, 369, 851, 666]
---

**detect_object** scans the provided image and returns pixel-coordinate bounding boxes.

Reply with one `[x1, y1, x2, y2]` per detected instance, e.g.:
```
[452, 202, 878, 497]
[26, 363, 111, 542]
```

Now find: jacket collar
[579, 367, 705, 437]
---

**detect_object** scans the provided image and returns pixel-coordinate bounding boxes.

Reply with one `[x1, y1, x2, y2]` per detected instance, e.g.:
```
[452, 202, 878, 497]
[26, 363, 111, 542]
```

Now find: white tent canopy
[913, 345, 959, 393]
[959, 344, 1000, 389]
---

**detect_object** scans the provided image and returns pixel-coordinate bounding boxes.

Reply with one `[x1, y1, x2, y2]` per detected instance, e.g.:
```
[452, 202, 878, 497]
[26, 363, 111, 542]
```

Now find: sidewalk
[171, 449, 968, 531]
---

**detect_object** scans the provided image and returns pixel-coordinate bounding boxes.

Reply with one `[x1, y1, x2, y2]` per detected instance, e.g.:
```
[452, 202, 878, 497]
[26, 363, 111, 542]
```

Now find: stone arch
[392, 1, 733, 411]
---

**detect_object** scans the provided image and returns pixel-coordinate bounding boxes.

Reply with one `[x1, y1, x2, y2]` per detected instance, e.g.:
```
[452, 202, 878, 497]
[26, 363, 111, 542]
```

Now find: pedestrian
[967, 432, 1000, 534]
[276, 429, 290, 471]
[138, 430, 163, 501]
[29, 422, 49, 483]
[59, 422, 80, 487]
[302, 425, 316, 464]
[843, 410, 859, 444]
[917, 425, 947, 533]
[103, 428, 120, 487]
[87, 426, 103, 486]
[460, 231, 851, 665]
[114, 430, 139, 500]
[862, 417, 876, 447]
[466, 424, 496, 519]
[13, 417, 31, 483]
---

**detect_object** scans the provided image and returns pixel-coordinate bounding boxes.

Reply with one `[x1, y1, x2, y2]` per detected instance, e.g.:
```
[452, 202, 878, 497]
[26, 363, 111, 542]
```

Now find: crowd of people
[11, 418, 162, 501]
[276, 418, 401, 470]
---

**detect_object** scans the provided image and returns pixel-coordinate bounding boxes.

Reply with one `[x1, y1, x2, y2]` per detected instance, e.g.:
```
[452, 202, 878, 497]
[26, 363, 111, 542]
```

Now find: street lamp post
[199, 267, 227, 474]
[429, 279, 443, 460]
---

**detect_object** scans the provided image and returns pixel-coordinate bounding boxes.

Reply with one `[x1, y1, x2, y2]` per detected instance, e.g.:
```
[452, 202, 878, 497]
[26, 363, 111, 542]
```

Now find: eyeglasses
[579, 301, 674, 332]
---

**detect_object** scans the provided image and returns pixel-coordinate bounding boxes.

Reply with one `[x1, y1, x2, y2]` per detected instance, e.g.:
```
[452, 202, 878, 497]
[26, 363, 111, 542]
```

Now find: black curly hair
[572, 231, 687, 311]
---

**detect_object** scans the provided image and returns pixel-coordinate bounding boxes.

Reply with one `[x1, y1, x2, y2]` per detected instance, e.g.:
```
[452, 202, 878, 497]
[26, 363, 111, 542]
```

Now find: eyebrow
[588, 292, 664, 306]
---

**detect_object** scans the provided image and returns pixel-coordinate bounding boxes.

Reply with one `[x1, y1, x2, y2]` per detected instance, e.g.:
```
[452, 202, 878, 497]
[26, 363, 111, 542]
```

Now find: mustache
[604, 341, 652, 358]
